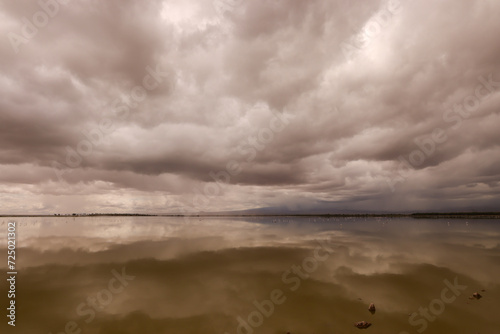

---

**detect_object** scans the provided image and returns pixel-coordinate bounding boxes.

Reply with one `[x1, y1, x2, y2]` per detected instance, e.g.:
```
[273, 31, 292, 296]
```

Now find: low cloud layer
[1, 0, 500, 214]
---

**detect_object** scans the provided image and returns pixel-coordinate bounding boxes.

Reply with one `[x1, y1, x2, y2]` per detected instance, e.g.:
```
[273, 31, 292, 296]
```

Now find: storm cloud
[1, 0, 500, 214]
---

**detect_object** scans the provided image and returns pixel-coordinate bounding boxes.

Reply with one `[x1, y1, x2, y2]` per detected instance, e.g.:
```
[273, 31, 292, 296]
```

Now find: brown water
[1, 216, 499, 334]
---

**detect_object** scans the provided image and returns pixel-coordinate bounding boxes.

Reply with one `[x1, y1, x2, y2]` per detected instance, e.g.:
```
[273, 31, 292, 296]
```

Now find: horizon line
[2, 212, 500, 218]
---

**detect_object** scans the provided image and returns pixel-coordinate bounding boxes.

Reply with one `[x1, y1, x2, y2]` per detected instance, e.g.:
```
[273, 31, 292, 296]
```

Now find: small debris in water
[368, 303, 376, 314]
[354, 321, 372, 329]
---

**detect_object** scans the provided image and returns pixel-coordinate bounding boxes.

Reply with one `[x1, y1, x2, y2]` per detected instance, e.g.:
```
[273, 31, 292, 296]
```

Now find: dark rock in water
[472, 292, 482, 299]
[368, 303, 376, 314]
[354, 321, 372, 329]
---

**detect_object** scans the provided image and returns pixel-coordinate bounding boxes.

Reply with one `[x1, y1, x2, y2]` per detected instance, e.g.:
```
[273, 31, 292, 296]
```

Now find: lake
[1, 216, 499, 333]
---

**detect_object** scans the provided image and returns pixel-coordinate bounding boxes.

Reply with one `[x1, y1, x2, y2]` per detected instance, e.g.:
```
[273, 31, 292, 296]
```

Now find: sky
[1, 0, 500, 214]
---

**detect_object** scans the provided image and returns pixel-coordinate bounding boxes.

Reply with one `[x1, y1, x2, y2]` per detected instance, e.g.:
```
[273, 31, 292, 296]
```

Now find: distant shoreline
[1, 212, 500, 219]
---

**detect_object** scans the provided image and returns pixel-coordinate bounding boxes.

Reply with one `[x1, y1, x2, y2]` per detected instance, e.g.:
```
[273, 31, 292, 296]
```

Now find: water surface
[1, 216, 499, 333]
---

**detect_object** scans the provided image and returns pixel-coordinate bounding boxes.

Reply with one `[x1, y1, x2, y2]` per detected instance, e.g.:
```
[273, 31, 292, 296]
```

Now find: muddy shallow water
[1, 216, 499, 333]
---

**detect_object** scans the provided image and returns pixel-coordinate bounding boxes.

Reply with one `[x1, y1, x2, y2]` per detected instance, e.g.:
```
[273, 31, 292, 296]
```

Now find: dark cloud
[1, 0, 500, 213]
